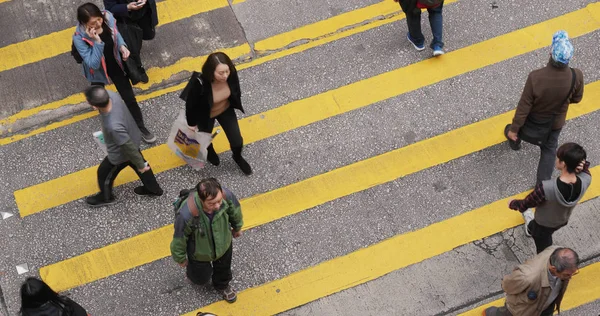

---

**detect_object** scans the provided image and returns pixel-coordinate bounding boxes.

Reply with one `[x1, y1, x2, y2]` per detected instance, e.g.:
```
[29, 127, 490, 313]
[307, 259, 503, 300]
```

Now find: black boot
[232, 146, 252, 175]
[207, 144, 220, 166]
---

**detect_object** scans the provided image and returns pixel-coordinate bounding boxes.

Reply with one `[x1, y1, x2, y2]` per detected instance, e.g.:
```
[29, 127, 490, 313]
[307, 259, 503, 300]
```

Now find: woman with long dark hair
[73, 2, 155, 143]
[184, 52, 252, 175]
[20, 277, 87, 316]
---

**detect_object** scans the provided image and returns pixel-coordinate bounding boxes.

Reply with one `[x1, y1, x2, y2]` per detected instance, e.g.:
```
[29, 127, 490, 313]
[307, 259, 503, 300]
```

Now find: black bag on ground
[518, 68, 576, 146]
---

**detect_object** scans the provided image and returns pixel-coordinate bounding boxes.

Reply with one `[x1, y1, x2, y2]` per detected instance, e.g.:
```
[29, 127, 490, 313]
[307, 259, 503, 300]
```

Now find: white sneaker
[522, 209, 534, 237]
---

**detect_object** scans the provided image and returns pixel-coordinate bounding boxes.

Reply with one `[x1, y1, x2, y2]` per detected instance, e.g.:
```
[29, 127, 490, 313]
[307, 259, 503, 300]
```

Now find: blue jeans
[405, 4, 444, 49]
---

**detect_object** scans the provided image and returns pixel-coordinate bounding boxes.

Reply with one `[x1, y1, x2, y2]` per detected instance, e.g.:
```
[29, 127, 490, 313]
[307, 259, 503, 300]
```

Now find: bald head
[550, 247, 579, 272]
[84, 85, 110, 108]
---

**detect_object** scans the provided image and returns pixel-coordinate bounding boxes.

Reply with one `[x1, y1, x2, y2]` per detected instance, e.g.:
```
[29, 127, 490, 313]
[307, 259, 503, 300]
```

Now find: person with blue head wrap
[503, 29, 584, 188]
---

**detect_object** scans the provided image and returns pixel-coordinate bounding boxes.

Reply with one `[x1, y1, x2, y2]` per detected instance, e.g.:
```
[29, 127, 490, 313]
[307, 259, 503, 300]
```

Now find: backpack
[417, 0, 443, 8]
[71, 41, 83, 64]
[173, 188, 195, 217]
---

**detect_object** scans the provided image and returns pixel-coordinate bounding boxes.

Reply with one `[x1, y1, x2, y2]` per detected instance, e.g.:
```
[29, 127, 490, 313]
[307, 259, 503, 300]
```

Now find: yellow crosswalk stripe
[459, 261, 600, 315]
[38, 81, 600, 293]
[13, 3, 600, 216]
[0, 0, 12, 4]
[0, 0, 408, 137]
[182, 168, 600, 315]
[0, 0, 229, 74]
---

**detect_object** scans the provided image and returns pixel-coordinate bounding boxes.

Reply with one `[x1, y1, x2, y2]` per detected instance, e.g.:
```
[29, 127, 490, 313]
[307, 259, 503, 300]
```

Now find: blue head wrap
[551, 30, 573, 64]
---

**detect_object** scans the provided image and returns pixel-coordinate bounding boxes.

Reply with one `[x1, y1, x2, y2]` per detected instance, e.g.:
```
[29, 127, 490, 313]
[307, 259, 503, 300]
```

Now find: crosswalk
[2, 0, 600, 315]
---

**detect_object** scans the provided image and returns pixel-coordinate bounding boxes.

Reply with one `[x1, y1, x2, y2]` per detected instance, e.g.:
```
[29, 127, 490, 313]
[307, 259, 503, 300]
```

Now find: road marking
[182, 167, 600, 315]
[13, 4, 600, 216]
[38, 79, 600, 292]
[0, 0, 230, 74]
[0, 0, 11, 4]
[459, 260, 600, 315]
[0, 0, 408, 135]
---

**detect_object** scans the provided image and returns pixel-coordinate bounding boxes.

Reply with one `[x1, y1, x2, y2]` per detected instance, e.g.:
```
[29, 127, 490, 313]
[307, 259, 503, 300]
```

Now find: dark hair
[201, 52, 237, 83]
[196, 178, 223, 201]
[20, 277, 69, 312]
[549, 247, 579, 272]
[77, 3, 111, 35]
[84, 85, 110, 108]
[549, 56, 568, 68]
[557, 142, 586, 173]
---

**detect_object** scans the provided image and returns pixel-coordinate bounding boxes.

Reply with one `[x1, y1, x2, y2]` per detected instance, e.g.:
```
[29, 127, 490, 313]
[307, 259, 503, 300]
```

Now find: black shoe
[233, 156, 252, 175]
[504, 124, 521, 151]
[207, 146, 220, 166]
[134, 186, 163, 197]
[140, 72, 149, 84]
[85, 193, 116, 208]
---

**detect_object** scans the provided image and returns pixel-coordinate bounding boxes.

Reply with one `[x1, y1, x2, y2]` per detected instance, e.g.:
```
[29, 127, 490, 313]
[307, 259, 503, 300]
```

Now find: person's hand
[232, 229, 242, 238]
[86, 27, 101, 43]
[187, 125, 198, 132]
[507, 130, 518, 141]
[127, 0, 146, 11]
[575, 160, 586, 173]
[138, 164, 151, 173]
[120, 46, 130, 61]
[178, 260, 188, 267]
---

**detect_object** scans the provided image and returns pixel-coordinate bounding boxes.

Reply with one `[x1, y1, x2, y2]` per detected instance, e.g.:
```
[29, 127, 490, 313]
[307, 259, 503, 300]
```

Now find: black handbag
[519, 68, 576, 146]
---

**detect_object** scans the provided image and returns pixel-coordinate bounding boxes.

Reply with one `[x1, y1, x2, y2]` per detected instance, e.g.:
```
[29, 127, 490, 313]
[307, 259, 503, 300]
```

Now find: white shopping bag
[167, 110, 219, 171]
[92, 131, 108, 156]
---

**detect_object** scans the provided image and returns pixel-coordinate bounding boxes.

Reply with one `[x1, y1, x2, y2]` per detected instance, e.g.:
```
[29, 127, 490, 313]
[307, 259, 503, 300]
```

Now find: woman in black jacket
[184, 52, 252, 175]
[20, 277, 88, 316]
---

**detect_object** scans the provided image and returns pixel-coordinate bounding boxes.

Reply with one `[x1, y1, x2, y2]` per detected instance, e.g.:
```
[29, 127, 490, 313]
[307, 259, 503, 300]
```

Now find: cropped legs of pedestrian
[536, 129, 561, 183]
[186, 245, 233, 290]
[198, 107, 250, 174]
[92, 154, 163, 205]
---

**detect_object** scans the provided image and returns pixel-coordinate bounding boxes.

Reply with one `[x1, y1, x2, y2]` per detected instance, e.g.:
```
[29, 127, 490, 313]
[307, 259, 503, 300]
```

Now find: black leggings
[527, 220, 564, 254]
[198, 107, 244, 151]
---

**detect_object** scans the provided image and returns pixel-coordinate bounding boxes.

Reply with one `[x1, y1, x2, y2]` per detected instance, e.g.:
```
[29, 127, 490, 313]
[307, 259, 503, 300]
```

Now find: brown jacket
[510, 63, 584, 133]
[502, 246, 569, 316]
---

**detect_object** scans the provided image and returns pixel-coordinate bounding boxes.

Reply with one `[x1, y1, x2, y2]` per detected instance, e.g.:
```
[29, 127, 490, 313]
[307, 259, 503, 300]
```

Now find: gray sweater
[535, 172, 592, 228]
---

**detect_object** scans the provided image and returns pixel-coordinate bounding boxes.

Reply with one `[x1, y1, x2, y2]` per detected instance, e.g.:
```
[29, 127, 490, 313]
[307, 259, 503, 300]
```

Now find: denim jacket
[73, 10, 126, 84]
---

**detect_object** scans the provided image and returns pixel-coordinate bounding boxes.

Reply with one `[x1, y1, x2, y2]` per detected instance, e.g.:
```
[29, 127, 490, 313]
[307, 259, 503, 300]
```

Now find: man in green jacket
[170, 178, 243, 303]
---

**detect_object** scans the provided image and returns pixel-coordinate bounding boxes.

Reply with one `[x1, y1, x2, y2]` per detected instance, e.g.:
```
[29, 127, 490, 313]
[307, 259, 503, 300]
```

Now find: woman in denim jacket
[73, 2, 155, 143]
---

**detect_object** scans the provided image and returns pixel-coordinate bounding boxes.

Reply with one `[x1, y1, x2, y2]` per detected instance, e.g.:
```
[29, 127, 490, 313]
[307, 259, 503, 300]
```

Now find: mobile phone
[135, 0, 144, 6]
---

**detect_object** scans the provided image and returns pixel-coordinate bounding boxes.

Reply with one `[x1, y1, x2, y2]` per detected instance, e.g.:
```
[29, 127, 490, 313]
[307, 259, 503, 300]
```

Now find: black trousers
[187, 244, 233, 290]
[97, 155, 162, 200]
[528, 220, 564, 254]
[198, 107, 244, 155]
[92, 67, 147, 132]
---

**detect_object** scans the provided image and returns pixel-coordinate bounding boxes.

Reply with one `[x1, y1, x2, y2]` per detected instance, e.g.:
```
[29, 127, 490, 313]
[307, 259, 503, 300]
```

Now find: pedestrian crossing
[13, 4, 600, 216]
[2, 0, 600, 315]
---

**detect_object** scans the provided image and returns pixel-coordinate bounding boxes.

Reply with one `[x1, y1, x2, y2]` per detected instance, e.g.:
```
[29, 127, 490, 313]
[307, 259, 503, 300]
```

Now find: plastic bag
[167, 110, 217, 171]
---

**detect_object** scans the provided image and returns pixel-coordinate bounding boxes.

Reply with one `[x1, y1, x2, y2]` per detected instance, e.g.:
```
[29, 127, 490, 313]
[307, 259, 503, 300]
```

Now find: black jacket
[21, 298, 87, 316]
[183, 71, 244, 128]
[104, 0, 159, 27]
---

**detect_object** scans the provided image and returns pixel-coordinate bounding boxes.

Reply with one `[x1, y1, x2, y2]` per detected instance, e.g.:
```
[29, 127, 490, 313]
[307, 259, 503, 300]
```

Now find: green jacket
[170, 188, 243, 263]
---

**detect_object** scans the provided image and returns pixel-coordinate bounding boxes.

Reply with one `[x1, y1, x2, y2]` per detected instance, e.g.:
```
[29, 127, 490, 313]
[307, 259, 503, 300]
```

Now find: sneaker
[85, 193, 116, 208]
[504, 124, 521, 151]
[219, 285, 237, 303]
[134, 186, 163, 197]
[139, 127, 157, 144]
[233, 156, 253, 175]
[522, 209, 534, 237]
[407, 33, 425, 51]
[432, 46, 445, 56]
